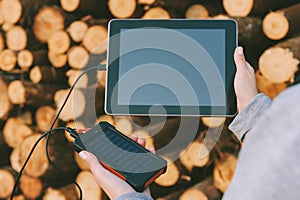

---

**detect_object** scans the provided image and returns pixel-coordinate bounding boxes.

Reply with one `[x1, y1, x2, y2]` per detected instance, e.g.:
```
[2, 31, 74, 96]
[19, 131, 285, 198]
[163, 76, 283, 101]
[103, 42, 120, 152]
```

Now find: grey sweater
[116, 84, 300, 200]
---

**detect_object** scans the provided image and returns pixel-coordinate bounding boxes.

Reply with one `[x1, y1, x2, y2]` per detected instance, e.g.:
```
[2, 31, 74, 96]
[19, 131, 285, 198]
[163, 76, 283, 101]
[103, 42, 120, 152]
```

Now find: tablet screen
[118, 28, 226, 107]
[106, 19, 237, 116]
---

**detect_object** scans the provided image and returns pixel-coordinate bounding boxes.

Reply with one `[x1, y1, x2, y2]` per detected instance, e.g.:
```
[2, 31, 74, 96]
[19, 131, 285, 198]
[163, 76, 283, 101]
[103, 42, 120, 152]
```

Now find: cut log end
[20, 175, 43, 199]
[155, 158, 180, 187]
[3, 118, 33, 148]
[6, 26, 27, 51]
[19, 134, 49, 178]
[75, 171, 102, 199]
[67, 20, 88, 43]
[0, 49, 17, 72]
[54, 89, 86, 121]
[0, 33, 4, 51]
[201, 117, 226, 128]
[0, 0, 22, 24]
[48, 52, 67, 68]
[17, 50, 33, 71]
[142, 7, 171, 19]
[82, 25, 108, 54]
[67, 46, 89, 69]
[108, 0, 137, 18]
[95, 114, 115, 126]
[180, 142, 210, 172]
[47, 31, 71, 54]
[213, 153, 237, 193]
[259, 47, 299, 83]
[43, 187, 67, 200]
[0, 77, 12, 119]
[60, 0, 80, 12]
[262, 12, 289, 40]
[0, 169, 15, 199]
[115, 117, 133, 136]
[7, 80, 26, 105]
[222, 0, 254, 17]
[33, 6, 65, 43]
[29, 66, 42, 84]
[36, 105, 59, 132]
[179, 189, 208, 200]
[66, 69, 89, 88]
[185, 4, 209, 19]
[138, 0, 155, 5]
[255, 70, 287, 99]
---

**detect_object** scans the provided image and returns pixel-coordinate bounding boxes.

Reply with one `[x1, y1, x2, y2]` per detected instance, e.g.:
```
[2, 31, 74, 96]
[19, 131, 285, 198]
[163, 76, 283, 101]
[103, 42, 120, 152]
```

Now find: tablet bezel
[105, 19, 237, 116]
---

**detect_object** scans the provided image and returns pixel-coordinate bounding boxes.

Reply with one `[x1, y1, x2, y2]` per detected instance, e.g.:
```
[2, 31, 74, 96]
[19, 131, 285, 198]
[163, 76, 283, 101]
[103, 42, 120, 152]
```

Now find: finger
[234, 46, 247, 71]
[79, 151, 105, 173]
[76, 128, 91, 134]
[137, 137, 146, 147]
[148, 146, 156, 154]
[130, 135, 138, 142]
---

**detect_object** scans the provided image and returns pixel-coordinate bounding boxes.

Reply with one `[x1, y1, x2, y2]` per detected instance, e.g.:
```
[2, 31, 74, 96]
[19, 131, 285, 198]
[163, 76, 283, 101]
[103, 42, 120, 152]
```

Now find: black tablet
[105, 19, 237, 116]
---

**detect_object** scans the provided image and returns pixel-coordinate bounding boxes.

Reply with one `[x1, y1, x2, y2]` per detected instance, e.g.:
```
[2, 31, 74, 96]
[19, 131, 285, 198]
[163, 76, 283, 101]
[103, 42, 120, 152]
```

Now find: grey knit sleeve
[229, 93, 272, 141]
[115, 192, 153, 200]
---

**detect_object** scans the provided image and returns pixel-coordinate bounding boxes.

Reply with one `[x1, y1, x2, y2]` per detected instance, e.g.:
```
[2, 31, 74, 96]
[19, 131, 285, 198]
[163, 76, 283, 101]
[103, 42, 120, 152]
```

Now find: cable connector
[66, 127, 78, 139]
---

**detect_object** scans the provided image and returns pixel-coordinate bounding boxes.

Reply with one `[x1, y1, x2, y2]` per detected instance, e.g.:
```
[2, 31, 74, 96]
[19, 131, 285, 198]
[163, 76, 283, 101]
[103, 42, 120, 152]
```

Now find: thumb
[79, 151, 104, 172]
[234, 46, 247, 71]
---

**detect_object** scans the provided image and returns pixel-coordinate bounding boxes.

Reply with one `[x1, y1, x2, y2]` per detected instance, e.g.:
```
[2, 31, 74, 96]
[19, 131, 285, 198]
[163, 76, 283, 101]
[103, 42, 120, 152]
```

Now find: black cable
[9, 65, 106, 199]
[9, 127, 71, 200]
[44, 65, 106, 198]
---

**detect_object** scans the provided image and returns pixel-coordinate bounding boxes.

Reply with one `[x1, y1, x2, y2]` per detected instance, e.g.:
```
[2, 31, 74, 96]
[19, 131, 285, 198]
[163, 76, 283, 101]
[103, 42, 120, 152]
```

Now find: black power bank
[73, 122, 167, 192]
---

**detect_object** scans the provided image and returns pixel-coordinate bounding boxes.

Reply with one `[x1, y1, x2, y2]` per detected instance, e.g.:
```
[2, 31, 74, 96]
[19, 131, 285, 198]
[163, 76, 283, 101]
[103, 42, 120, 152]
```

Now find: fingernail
[131, 134, 137, 138]
[79, 151, 87, 160]
[237, 47, 243, 54]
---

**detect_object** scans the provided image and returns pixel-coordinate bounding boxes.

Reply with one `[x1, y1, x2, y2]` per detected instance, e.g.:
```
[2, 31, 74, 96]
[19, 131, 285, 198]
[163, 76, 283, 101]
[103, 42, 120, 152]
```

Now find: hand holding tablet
[105, 19, 237, 116]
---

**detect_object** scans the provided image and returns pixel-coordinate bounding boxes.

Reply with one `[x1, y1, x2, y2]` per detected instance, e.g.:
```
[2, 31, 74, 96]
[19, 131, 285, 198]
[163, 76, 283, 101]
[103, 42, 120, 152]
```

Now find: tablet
[105, 19, 237, 116]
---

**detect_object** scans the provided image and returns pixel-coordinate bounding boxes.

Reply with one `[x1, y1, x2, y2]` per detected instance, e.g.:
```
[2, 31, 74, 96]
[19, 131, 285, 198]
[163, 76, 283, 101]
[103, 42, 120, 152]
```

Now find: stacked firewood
[0, 0, 299, 199]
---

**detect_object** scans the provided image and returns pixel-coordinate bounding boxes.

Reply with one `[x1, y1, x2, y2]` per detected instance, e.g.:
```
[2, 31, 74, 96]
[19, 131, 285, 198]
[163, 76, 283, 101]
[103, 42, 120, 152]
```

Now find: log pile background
[0, 0, 299, 199]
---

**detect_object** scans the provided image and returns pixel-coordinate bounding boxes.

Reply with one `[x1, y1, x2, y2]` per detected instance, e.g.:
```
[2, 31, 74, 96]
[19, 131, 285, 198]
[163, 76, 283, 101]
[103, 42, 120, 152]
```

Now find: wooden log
[0, 168, 15, 199]
[250, 0, 300, 16]
[3, 117, 33, 148]
[114, 116, 133, 136]
[255, 70, 287, 99]
[10, 147, 22, 172]
[179, 189, 208, 200]
[142, 7, 171, 19]
[60, 0, 111, 18]
[222, 0, 254, 17]
[0, 0, 22, 24]
[97, 70, 106, 88]
[0, 32, 4, 51]
[7, 80, 66, 106]
[29, 65, 68, 85]
[20, 175, 43, 199]
[67, 20, 88, 43]
[201, 117, 226, 128]
[259, 36, 300, 83]
[32, 49, 50, 66]
[0, 49, 17, 71]
[262, 4, 300, 40]
[75, 171, 102, 200]
[47, 30, 71, 54]
[138, 0, 155, 5]
[155, 0, 198, 18]
[48, 51, 68, 68]
[213, 153, 237, 193]
[108, 0, 137, 18]
[67, 46, 89, 69]
[179, 141, 210, 172]
[35, 105, 59, 132]
[43, 185, 78, 200]
[95, 114, 115, 126]
[66, 69, 89, 88]
[233, 16, 275, 66]
[82, 25, 108, 54]
[54, 88, 86, 121]
[6, 25, 27, 51]
[0, 77, 12, 119]
[17, 50, 33, 71]
[19, 134, 49, 177]
[185, 4, 209, 19]
[155, 158, 180, 187]
[33, 6, 65, 43]
[11, 195, 25, 200]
